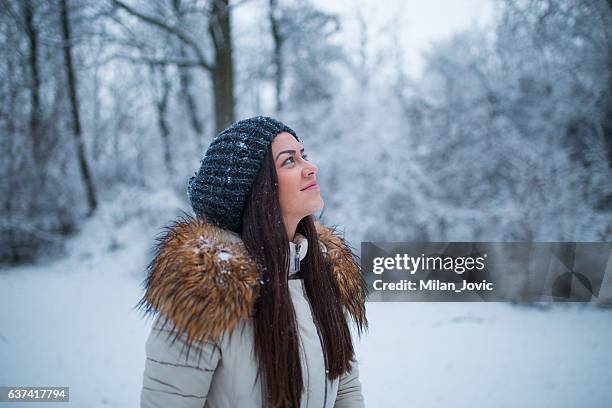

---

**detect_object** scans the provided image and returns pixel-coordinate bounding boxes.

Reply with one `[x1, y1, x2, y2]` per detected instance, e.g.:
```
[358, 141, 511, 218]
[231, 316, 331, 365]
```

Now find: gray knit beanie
[187, 116, 300, 233]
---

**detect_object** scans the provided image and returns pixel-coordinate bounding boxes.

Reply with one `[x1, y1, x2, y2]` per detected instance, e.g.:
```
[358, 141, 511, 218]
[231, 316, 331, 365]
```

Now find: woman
[136, 116, 368, 407]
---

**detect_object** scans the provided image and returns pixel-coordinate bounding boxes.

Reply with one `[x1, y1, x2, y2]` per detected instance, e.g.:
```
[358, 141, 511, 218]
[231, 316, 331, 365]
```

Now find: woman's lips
[301, 183, 319, 191]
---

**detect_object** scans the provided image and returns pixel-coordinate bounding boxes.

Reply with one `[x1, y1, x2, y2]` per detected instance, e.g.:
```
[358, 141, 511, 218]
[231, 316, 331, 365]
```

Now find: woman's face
[271, 132, 324, 222]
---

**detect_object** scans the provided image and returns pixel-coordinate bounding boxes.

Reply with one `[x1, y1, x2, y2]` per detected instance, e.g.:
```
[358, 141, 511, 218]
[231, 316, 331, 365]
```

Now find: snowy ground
[1, 188, 611, 407]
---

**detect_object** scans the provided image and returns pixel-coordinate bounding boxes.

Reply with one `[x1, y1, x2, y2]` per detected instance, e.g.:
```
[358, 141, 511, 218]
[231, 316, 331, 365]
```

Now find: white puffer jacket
[137, 215, 368, 407]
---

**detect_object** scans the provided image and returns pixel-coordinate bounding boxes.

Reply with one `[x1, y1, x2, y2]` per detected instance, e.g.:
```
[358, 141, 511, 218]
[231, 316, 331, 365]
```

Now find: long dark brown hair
[241, 146, 364, 407]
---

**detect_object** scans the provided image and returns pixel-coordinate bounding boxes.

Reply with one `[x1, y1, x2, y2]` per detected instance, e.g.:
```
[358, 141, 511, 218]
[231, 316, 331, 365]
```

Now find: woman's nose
[302, 161, 318, 177]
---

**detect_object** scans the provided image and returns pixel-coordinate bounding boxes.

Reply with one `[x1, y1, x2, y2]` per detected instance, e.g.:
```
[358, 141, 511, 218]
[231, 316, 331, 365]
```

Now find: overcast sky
[308, 0, 495, 77]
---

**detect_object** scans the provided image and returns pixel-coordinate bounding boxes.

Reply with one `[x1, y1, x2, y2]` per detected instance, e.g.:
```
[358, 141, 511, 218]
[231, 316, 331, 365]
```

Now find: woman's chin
[297, 198, 324, 218]
[312, 200, 324, 214]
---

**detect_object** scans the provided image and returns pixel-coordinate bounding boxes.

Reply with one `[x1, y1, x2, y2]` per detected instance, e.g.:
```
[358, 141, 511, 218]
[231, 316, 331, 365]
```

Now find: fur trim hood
[135, 214, 368, 349]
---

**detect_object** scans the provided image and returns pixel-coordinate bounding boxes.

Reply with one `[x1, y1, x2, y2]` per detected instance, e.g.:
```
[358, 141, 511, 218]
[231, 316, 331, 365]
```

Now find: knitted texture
[187, 116, 300, 233]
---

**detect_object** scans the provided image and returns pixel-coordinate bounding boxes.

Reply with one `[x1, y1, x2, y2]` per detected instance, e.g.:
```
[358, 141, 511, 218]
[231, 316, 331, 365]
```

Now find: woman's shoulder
[135, 214, 260, 349]
[135, 214, 367, 350]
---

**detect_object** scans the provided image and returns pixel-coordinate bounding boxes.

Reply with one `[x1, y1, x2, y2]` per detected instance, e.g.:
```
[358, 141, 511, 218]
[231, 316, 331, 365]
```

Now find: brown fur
[135, 214, 367, 350]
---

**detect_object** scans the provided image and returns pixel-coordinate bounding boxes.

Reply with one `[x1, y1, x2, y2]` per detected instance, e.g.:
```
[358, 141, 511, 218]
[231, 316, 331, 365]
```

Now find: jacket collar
[212, 228, 308, 274]
[135, 214, 367, 348]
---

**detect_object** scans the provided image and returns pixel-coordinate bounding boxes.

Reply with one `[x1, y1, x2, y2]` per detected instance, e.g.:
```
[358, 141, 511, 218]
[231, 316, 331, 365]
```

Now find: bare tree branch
[115, 54, 203, 67]
[111, 0, 213, 71]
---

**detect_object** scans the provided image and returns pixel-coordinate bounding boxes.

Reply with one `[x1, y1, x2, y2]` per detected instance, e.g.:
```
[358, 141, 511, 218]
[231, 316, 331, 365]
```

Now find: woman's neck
[283, 216, 299, 242]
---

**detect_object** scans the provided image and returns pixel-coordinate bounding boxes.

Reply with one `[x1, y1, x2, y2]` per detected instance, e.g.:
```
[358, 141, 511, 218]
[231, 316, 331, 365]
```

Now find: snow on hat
[187, 116, 300, 233]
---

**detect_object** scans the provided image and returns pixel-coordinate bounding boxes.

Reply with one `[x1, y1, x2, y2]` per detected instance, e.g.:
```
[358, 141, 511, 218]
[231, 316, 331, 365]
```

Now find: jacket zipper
[294, 242, 301, 272]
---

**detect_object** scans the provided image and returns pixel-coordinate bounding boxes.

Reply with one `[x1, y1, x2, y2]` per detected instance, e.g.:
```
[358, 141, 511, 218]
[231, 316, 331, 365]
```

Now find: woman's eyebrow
[275, 148, 304, 161]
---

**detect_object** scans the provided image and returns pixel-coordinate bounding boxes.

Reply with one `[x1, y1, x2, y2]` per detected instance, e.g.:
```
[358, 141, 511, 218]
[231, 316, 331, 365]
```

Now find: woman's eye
[282, 154, 308, 166]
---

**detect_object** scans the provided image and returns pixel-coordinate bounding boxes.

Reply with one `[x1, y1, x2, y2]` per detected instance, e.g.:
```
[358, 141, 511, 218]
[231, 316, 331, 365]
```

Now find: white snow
[217, 251, 233, 262]
[1, 187, 611, 407]
[355, 303, 612, 408]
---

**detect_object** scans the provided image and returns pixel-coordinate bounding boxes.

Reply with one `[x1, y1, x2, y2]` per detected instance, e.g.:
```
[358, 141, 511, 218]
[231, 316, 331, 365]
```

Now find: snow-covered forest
[1, 0, 611, 265]
[1, 0, 612, 406]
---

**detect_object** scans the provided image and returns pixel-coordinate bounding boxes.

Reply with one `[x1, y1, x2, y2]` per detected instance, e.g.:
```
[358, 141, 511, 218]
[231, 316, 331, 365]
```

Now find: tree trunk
[151, 65, 174, 176]
[22, 0, 42, 165]
[60, 0, 97, 216]
[171, 0, 205, 149]
[208, 0, 235, 133]
[91, 57, 103, 161]
[178, 47, 205, 148]
[605, 58, 612, 169]
[269, 0, 284, 114]
[3, 44, 18, 262]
